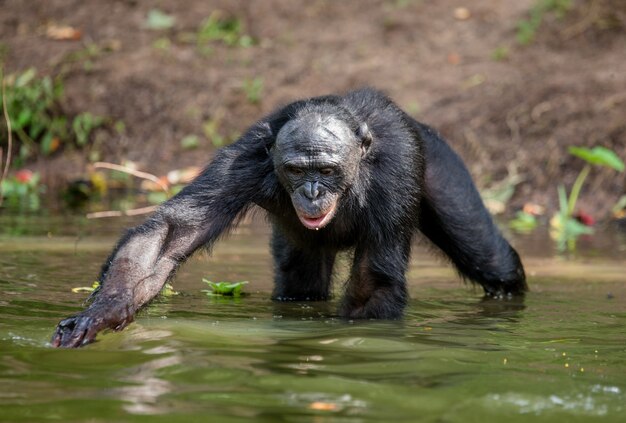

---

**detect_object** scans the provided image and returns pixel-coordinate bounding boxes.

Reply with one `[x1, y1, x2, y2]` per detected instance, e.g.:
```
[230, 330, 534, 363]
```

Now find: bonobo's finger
[83, 324, 102, 346]
[50, 323, 66, 347]
[50, 315, 96, 348]
[50, 316, 77, 348]
[60, 319, 82, 348]
[64, 316, 94, 348]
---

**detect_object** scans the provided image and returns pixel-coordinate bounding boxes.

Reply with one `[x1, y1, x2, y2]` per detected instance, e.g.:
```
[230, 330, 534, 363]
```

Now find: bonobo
[51, 88, 526, 348]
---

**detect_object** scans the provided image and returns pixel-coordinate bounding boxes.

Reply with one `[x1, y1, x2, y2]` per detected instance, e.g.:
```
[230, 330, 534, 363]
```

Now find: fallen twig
[0, 70, 13, 207]
[93, 161, 169, 193]
[86, 162, 167, 219]
[86, 205, 158, 219]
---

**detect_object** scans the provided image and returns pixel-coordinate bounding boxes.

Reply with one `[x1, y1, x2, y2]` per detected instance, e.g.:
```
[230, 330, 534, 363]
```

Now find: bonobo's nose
[304, 181, 320, 200]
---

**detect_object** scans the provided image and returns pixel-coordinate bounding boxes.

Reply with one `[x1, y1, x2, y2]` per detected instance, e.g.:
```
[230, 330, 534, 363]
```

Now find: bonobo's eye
[285, 165, 304, 177]
[320, 167, 335, 176]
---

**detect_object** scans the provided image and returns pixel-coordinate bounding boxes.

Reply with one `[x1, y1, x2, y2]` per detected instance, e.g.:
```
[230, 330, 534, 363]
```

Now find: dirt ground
[1, 0, 625, 217]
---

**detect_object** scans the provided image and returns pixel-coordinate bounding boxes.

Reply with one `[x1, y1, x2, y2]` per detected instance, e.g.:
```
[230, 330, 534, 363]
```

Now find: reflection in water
[116, 355, 180, 415]
[476, 295, 526, 318]
[108, 327, 180, 415]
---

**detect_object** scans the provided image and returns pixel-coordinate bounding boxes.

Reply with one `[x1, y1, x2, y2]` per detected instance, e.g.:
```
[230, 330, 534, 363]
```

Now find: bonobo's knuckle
[59, 316, 77, 328]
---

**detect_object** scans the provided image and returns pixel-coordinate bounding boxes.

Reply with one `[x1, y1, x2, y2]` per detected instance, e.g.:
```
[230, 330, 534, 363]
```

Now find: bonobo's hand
[51, 300, 134, 348]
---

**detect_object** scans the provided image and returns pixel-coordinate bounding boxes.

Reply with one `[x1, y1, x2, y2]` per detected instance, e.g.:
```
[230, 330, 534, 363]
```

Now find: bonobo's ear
[258, 121, 275, 155]
[357, 122, 373, 156]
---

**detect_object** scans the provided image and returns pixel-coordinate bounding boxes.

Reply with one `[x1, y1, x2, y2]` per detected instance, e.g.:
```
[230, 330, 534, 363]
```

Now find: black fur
[51, 88, 526, 348]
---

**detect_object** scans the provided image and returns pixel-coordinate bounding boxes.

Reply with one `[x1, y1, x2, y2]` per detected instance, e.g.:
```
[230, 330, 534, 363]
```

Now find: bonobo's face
[273, 114, 364, 230]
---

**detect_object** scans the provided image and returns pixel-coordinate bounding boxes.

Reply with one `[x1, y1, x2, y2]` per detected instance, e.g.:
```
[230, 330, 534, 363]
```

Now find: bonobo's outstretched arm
[412, 122, 527, 296]
[51, 122, 276, 347]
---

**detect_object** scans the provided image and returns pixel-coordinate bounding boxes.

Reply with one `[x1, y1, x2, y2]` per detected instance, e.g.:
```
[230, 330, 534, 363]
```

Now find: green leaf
[181, 134, 200, 150]
[15, 109, 32, 129]
[71, 281, 100, 293]
[40, 132, 54, 155]
[147, 191, 169, 205]
[71, 286, 94, 293]
[563, 216, 594, 236]
[28, 121, 45, 139]
[202, 279, 248, 297]
[568, 146, 625, 171]
[15, 68, 36, 87]
[72, 112, 103, 145]
[557, 184, 569, 217]
[145, 9, 176, 30]
[161, 283, 178, 296]
[508, 211, 538, 233]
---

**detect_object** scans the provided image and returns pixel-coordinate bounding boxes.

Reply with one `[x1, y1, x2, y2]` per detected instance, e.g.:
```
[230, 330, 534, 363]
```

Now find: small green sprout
[491, 46, 510, 61]
[161, 283, 178, 296]
[516, 0, 572, 45]
[242, 77, 264, 105]
[197, 12, 253, 47]
[202, 279, 248, 297]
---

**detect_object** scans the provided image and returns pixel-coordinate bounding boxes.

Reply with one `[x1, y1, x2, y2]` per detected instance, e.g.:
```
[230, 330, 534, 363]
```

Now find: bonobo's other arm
[51, 122, 275, 347]
[413, 122, 527, 295]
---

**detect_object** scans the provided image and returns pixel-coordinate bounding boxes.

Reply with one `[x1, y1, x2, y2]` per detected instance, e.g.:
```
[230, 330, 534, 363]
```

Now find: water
[1, 216, 625, 422]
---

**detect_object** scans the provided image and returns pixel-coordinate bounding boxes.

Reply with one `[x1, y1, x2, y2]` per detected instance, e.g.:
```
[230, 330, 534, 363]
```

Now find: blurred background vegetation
[0, 0, 624, 248]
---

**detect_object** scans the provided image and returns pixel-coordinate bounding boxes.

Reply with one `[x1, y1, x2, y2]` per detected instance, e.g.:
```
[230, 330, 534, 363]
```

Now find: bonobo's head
[273, 107, 371, 230]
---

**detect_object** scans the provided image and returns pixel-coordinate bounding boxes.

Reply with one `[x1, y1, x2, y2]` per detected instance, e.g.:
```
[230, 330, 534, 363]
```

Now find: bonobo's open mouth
[298, 207, 336, 230]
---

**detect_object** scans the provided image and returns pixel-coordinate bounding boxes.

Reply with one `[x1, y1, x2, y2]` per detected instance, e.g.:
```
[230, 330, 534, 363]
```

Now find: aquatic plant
[551, 146, 624, 251]
[202, 279, 248, 297]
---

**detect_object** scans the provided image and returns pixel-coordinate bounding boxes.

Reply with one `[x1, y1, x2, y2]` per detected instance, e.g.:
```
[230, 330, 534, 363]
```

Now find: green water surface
[0, 216, 625, 422]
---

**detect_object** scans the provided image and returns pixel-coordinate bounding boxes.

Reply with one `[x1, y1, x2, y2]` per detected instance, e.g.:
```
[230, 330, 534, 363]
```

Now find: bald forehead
[275, 114, 357, 161]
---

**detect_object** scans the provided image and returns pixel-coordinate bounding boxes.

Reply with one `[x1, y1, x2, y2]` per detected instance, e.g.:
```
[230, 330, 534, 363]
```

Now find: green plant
[203, 118, 225, 147]
[197, 12, 253, 48]
[202, 279, 248, 297]
[551, 146, 624, 251]
[516, 0, 572, 45]
[72, 281, 100, 293]
[0, 169, 44, 211]
[1, 68, 105, 162]
[145, 9, 176, 30]
[509, 210, 538, 234]
[491, 46, 510, 61]
[242, 77, 264, 104]
[180, 134, 200, 150]
[73, 112, 104, 146]
[160, 283, 178, 296]
[59, 42, 109, 73]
